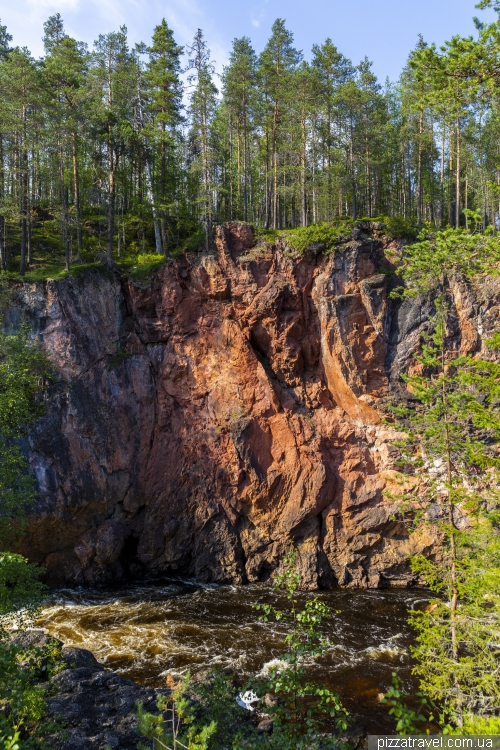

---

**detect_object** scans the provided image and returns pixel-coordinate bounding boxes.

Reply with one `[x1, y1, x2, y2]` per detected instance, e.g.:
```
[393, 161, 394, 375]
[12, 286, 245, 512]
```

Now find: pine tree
[388, 305, 500, 729]
[311, 39, 354, 219]
[0, 19, 12, 272]
[186, 29, 217, 253]
[90, 26, 134, 265]
[145, 20, 183, 253]
[0, 47, 42, 275]
[258, 19, 301, 229]
[222, 37, 257, 222]
[43, 15, 89, 268]
[384, 223, 500, 730]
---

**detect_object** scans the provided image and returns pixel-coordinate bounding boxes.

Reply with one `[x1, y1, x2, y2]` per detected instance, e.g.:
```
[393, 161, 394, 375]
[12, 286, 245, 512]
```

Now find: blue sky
[1, 0, 496, 83]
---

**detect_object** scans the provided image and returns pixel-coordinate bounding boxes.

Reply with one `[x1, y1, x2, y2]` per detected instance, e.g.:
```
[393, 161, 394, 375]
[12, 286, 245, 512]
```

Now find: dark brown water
[37, 579, 427, 732]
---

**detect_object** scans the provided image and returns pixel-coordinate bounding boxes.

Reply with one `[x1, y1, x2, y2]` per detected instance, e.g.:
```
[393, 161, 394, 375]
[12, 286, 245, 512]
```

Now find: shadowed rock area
[6, 222, 500, 588]
[10, 630, 165, 750]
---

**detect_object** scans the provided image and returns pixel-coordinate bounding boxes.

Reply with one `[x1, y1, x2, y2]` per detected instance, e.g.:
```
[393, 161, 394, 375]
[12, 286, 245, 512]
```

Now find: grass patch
[256, 216, 417, 254]
[127, 253, 166, 282]
[257, 219, 356, 254]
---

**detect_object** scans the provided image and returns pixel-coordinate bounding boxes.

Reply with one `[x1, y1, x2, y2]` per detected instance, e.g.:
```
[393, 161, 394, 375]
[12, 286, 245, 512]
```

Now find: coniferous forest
[2, 2, 500, 747]
[2, 1, 500, 273]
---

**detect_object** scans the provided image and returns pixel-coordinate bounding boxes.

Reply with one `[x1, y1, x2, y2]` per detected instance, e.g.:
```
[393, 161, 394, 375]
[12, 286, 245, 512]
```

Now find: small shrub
[382, 216, 417, 241]
[246, 547, 350, 748]
[182, 230, 206, 254]
[136, 670, 255, 750]
[281, 221, 355, 254]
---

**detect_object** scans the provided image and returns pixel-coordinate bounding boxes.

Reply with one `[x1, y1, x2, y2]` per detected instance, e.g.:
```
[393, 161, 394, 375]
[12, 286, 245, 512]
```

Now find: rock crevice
[6, 223, 499, 588]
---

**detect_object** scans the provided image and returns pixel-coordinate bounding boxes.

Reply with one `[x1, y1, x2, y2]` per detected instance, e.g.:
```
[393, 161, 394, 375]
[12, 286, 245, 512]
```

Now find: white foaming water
[36, 579, 426, 732]
[257, 658, 290, 677]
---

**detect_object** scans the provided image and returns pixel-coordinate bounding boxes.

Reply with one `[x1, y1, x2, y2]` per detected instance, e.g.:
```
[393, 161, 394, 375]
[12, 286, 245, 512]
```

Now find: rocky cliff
[6, 222, 500, 588]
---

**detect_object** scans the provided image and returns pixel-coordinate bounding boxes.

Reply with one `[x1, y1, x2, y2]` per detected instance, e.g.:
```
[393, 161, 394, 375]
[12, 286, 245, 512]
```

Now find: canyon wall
[6, 222, 500, 588]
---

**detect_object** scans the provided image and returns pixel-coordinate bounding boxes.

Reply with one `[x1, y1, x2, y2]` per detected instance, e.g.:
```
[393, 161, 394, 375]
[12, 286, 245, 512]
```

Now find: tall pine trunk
[243, 98, 248, 223]
[440, 122, 445, 226]
[72, 131, 83, 260]
[58, 140, 70, 272]
[107, 140, 115, 266]
[301, 115, 307, 227]
[349, 111, 357, 220]
[19, 108, 28, 277]
[455, 117, 461, 229]
[417, 109, 423, 225]
[272, 102, 278, 230]
[0, 134, 6, 271]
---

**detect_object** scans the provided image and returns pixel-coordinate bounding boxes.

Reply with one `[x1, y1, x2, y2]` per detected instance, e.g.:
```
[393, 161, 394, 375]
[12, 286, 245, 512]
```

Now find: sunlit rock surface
[6, 222, 500, 588]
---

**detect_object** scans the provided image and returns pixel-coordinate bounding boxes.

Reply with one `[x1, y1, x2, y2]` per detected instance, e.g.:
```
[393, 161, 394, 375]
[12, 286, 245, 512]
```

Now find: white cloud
[252, 18, 260, 27]
[1, 0, 231, 71]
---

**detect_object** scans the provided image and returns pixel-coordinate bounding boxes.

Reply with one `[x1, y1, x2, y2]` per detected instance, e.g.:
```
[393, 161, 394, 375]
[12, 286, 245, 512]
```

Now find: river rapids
[37, 579, 426, 732]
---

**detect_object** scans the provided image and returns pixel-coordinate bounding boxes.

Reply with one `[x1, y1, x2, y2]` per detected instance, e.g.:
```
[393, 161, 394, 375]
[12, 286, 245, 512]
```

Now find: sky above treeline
[1, 0, 496, 83]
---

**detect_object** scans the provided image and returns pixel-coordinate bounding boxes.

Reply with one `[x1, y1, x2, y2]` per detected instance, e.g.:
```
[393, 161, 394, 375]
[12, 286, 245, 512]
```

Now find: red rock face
[8, 223, 500, 588]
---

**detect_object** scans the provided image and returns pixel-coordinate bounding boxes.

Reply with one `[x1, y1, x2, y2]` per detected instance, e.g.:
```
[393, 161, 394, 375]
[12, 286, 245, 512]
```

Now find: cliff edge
[6, 222, 499, 588]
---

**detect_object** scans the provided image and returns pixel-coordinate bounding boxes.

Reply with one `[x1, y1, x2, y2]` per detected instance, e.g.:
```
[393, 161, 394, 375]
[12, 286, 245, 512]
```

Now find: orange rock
[7, 223, 499, 589]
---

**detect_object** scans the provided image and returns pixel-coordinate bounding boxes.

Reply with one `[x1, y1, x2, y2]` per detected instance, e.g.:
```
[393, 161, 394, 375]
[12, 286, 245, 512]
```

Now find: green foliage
[136, 670, 254, 750]
[408, 520, 500, 727]
[0, 325, 55, 749]
[257, 216, 417, 255]
[392, 228, 500, 298]
[3, 2, 500, 270]
[381, 673, 432, 734]
[385, 297, 500, 731]
[280, 221, 355, 254]
[0, 550, 58, 750]
[0, 324, 48, 437]
[381, 216, 418, 241]
[245, 547, 350, 749]
[137, 550, 349, 749]
[0, 638, 63, 750]
[108, 349, 131, 370]
[0, 324, 51, 548]
[257, 220, 356, 254]
[129, 253, 166, 282]
[389, 301, 500, 524]
[0, 553, 45, 630]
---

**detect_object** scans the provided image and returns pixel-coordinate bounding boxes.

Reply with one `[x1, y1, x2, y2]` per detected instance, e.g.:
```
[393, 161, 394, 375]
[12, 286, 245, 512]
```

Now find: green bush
[382, 216, 417, 241]
[281, 221, 355, 254]
[136, 670, 256, 750]
[129, 253, 166, 282]
[137, 549, 350, 750]
[0, 636, 64, 750]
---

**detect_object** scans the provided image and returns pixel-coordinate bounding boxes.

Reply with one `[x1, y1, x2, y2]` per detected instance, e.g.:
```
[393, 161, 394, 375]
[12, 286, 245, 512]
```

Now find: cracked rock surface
[6, 222, 500, 588]
[11, 630, 165, 750]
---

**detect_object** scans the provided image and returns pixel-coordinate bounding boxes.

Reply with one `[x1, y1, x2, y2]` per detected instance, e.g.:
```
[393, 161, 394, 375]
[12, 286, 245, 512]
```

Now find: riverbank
[10, 629, 167, 750]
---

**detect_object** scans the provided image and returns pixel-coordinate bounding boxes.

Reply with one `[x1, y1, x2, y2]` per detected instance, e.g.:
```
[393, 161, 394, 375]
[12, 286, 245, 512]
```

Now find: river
[37, 579, 427, 733]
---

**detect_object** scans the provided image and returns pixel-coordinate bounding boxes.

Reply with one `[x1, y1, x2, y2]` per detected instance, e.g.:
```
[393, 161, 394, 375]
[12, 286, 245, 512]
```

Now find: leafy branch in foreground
[136, 671, 256, 750]
[0, 322, 51, 549]
[137, 549, 350, 749]
[245, 546, 350, 749]
[0, 322, 58, 749]
[384, 299, 500, 732]
[391, 227, 500, 299]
